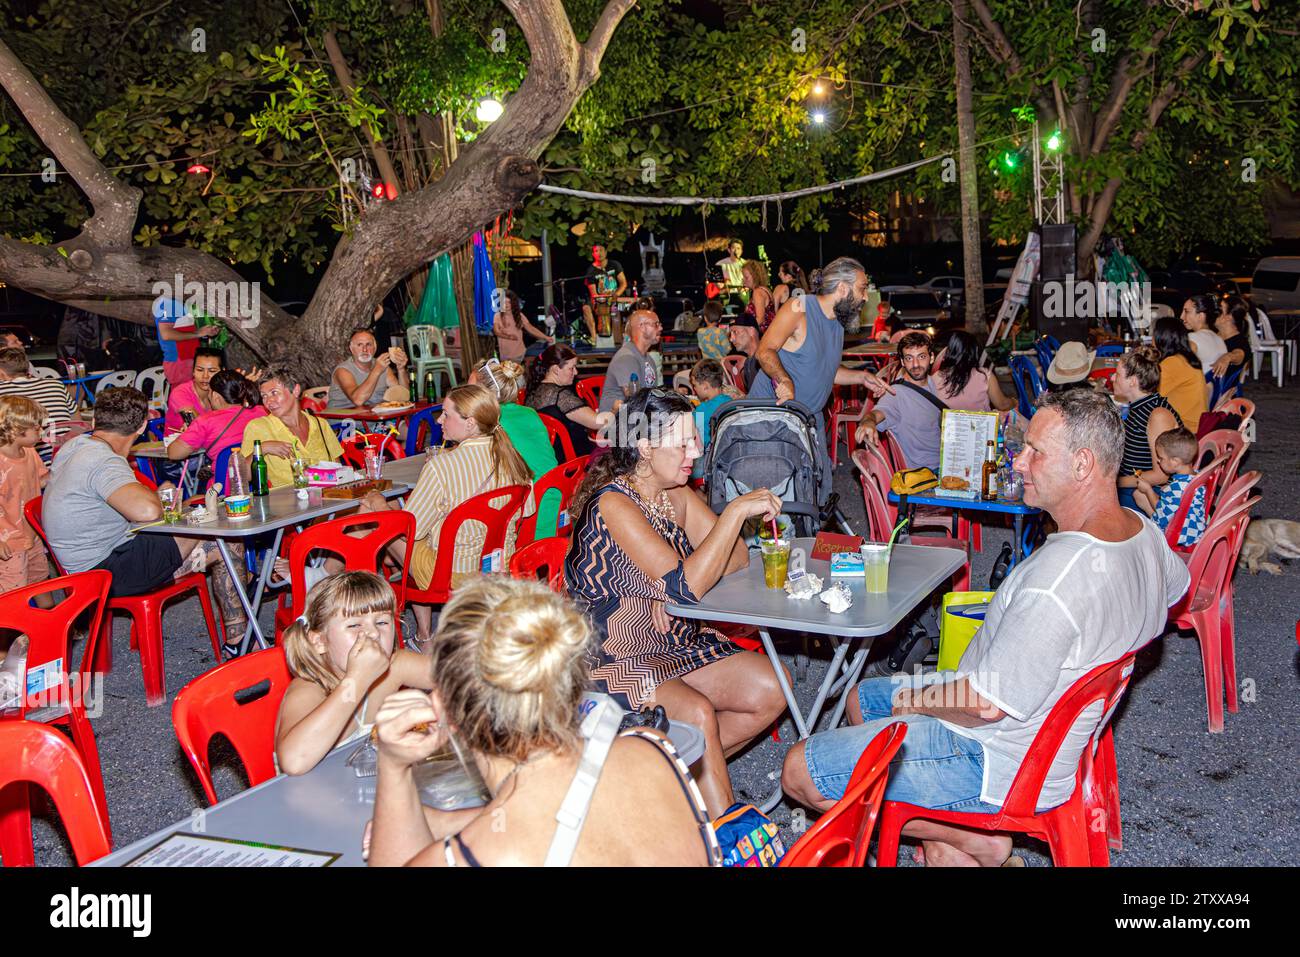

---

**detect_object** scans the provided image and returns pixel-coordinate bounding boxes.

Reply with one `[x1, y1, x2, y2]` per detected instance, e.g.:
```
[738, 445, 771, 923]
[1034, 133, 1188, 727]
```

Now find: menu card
[936, 410, 999, 500]
[126, 832, 339, 867]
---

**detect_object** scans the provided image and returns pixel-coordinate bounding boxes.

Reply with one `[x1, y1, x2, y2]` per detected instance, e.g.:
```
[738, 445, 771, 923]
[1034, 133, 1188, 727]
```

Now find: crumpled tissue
[819, 581, 853, 614]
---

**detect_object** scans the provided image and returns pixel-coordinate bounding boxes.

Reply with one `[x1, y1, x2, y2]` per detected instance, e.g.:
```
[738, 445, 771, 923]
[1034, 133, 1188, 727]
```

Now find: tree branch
[1089, 15, 1182, 156]
[323, 31, 402, 198]
[968, 0, 1023, 75]
[0, 35, 141, 249]
[581, 0, 638, 82]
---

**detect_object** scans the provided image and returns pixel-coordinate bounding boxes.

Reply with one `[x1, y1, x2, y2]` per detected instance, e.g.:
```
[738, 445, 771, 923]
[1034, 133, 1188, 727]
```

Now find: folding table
[667, 539, 966, 811]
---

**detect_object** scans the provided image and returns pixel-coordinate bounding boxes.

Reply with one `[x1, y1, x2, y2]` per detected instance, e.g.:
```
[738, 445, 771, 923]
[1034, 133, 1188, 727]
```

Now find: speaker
[1030, 280, 1088, 343]
[1039, 224, 1077, 281]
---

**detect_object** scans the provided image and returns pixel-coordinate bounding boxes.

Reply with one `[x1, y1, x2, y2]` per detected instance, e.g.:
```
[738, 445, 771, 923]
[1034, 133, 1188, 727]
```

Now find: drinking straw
[770, 516, 780, 541]
[887, 517, 909, 549]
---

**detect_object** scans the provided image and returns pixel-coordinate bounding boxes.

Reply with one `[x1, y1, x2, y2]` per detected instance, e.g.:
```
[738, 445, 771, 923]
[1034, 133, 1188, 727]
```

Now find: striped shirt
[0, 376, 79, 464]
[405, 435, 534, 577]
[1121, 393, 1181, 476]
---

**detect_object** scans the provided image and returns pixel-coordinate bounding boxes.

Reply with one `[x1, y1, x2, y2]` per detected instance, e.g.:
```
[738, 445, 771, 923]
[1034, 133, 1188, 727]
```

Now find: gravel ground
[16, 379, 1300, 867]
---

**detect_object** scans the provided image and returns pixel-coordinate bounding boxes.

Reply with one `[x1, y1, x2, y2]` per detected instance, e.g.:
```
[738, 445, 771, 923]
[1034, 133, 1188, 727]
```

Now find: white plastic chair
[32, 366, 62, 380]
[1254, 310, 1296, 379]
[406, 325, 457, 401]
[95, 370, 137, 393]
[135, 365, 169, 409]
[1246, 314, 1288, 387]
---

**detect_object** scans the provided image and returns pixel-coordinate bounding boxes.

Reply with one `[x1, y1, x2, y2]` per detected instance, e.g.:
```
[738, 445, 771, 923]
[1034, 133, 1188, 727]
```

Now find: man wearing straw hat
[1045, 341, 1097, 392]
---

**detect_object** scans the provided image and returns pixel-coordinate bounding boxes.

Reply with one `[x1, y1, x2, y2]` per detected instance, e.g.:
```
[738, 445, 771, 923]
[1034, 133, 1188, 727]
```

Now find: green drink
[760, 539, 791, 589]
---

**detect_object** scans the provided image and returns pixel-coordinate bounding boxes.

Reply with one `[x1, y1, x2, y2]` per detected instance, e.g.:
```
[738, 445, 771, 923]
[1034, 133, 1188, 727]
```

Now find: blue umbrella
[472, 231, 497, 334]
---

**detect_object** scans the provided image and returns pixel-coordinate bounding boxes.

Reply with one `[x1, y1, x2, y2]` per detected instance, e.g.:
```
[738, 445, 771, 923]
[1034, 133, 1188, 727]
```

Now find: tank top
[1121, 393, 1182, 475]
[328, 358, 389, 409]
[746, 294, 843, 418]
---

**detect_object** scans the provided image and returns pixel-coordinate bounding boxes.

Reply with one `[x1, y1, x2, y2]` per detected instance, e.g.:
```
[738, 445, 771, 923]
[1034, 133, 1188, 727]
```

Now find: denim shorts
[802, 675, 1001, 813]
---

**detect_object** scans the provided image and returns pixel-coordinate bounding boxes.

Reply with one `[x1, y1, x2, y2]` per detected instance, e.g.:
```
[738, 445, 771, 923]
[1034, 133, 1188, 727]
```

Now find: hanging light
[475, 98, 504, 123]
[811, 110, 826, 125]
[812, 81, 825, 95]
[186, 163, 210, 175]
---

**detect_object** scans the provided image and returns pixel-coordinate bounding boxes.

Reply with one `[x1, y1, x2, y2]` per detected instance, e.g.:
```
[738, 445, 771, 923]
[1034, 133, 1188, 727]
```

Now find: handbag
[712, 802, 786, 867]
[890, 466, 940, 495]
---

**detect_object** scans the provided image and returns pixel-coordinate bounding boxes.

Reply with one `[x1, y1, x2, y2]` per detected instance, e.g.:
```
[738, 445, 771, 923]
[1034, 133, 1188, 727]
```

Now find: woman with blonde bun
[368, 576, 721, 867]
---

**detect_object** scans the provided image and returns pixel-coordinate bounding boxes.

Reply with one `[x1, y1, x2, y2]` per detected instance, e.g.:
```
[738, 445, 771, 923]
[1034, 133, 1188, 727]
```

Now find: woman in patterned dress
[566, 389, 787, 815]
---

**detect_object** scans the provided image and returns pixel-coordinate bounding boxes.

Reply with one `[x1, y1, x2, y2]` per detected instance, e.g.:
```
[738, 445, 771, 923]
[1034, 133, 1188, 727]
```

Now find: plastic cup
[224, 494, 252, 520]
[159, 487, 182, 525]
[760, 539, 791, 589]
[861, 543, 891, 594]
[306, 487, 324, 507]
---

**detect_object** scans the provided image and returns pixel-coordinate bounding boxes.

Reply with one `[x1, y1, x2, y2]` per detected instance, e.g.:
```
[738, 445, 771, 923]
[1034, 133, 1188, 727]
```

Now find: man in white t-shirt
[783, 389, 1190, 866]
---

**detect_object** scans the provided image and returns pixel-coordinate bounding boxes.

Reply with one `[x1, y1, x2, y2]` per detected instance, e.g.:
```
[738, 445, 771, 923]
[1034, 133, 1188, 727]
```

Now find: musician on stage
[717, 239, 748, 305]
[581, 244, 627, 343]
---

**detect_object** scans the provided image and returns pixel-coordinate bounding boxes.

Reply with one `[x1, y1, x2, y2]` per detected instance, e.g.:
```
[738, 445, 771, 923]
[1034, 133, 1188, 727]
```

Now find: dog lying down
[1239, 519, 1300, 575]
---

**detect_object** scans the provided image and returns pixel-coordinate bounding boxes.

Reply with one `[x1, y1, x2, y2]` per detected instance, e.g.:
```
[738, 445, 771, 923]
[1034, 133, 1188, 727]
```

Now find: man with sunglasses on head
[599, 308, 662, 416]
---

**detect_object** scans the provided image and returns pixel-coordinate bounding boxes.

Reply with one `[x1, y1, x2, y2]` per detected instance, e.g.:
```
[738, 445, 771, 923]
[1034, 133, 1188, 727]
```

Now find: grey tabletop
[380, 455, 426, 488]
[130, 483, 412, 539]
[667, 539, 966, 638]
[91, 721, 705, 867]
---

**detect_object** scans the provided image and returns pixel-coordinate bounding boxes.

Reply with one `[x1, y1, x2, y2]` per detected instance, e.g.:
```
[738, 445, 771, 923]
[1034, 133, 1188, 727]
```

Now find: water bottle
[226, 452, 246, 497]
[626, 372, 639, 400]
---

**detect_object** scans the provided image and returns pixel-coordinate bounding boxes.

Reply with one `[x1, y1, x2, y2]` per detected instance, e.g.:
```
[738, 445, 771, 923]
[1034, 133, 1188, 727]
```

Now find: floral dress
[565, 480, 741, 709]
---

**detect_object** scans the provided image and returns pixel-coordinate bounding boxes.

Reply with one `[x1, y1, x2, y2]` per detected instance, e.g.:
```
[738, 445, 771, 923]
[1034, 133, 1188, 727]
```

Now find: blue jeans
[802, 676, 1001, 812]
[1118, 486, 1138, 511]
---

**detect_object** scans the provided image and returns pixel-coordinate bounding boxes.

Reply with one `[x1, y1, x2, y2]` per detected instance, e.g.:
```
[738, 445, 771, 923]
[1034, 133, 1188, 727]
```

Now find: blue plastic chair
[1034, 336, 1061, 378]
[1008, 355, 1044, 420]
[1095, 344, 1125, 358]
[144, 416, 165, 441]
[1207, 367, 1242, 408]
[404, 405, 443, 456]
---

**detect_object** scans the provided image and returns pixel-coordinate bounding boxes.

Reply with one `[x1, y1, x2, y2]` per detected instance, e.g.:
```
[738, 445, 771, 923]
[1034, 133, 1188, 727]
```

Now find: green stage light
[1045, 130, 1062, 152]
[1002, 150, 1020, 170]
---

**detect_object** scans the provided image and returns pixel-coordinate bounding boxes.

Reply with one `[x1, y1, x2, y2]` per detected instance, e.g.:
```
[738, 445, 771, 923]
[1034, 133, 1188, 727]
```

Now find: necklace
[616, 476, 675, 525]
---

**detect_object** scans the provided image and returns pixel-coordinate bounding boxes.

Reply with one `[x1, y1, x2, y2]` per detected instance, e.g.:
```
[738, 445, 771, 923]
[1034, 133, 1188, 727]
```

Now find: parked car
[920, 275, 965, 312]
[1250, 256, 1300, 315]
[881, 287, 952, 331]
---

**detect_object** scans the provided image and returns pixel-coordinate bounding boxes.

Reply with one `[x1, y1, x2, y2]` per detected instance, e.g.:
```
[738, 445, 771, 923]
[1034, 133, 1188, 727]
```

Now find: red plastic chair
[1162, 452, 1228, 553]
[575, 376, 604, 411]
[721, 355, 747, 392]
[537, 412, 578, 463]
[171, 647, 292, 805]
[516, 456, 589, 545]
[1215, 470, 1259, 517]
[1168, 497, 1257, 733]
[272, 510, 416, 640]
[0, 570, 113, 860]
[781, 722, 907, 867]
[1198, 429, 1247, 494]
[827, 385, 868, 468]
[866, 436, 981, 551]
[25, 497, 224, 707]
[405, 484, 530, 605]
[0, 721, 112, 866]
[1089, 367, 1117, 387]
[877, 653, 1138, 867]
[340, 432, 405, 470]
[1212, 395, 1254, 428]
[508, 537, 569, 593]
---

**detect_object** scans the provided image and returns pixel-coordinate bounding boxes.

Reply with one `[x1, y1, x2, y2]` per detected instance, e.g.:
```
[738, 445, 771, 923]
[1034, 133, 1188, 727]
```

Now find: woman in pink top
[493, 291, 552, 363]
[167, 371, 265, 483]
[164, 347, 223, 433]
[932, 330, 1016, 413]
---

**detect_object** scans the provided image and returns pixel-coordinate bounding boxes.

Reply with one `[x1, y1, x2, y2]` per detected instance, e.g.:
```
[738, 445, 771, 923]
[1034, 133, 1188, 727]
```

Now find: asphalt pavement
[14, 378, 1299, 867]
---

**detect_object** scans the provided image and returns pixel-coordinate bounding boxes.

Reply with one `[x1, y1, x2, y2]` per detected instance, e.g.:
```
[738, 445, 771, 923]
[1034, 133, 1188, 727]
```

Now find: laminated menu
[126, 832, 338, 867]
[936, 410, 998, 500]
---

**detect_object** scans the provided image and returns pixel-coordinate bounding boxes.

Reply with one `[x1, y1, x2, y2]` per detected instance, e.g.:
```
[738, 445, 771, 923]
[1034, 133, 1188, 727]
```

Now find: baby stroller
[702, 399, 839, 537]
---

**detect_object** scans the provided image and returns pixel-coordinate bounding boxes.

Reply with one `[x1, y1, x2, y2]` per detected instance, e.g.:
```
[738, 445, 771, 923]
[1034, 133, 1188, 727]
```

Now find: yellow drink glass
[760, 539, 791, 589]
[861, 543, 891, 594]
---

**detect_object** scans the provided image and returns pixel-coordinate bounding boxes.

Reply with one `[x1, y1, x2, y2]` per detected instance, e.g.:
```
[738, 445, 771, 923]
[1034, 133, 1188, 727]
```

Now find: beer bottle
[981, 440, 999, 501]
[251, 440, 270, 496]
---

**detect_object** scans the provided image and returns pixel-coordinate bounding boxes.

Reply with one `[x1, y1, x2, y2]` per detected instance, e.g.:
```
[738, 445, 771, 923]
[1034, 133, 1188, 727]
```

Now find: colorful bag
[712, 802, 785, 867]
[890, 466, 939, 495]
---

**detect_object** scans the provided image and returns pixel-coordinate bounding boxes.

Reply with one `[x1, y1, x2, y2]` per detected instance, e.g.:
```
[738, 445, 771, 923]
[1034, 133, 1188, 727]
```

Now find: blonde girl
[275, 571, 434, 775]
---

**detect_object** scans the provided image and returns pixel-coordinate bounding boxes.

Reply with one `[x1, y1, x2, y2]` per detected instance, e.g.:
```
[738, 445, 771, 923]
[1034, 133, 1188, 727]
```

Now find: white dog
[1239, 519, 1300, 575]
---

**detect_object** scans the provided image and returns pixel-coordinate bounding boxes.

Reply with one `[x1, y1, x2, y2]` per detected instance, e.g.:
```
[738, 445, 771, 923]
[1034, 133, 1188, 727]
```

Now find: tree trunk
[952, 0, 985, 333]
[0, 0, 636, 388]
